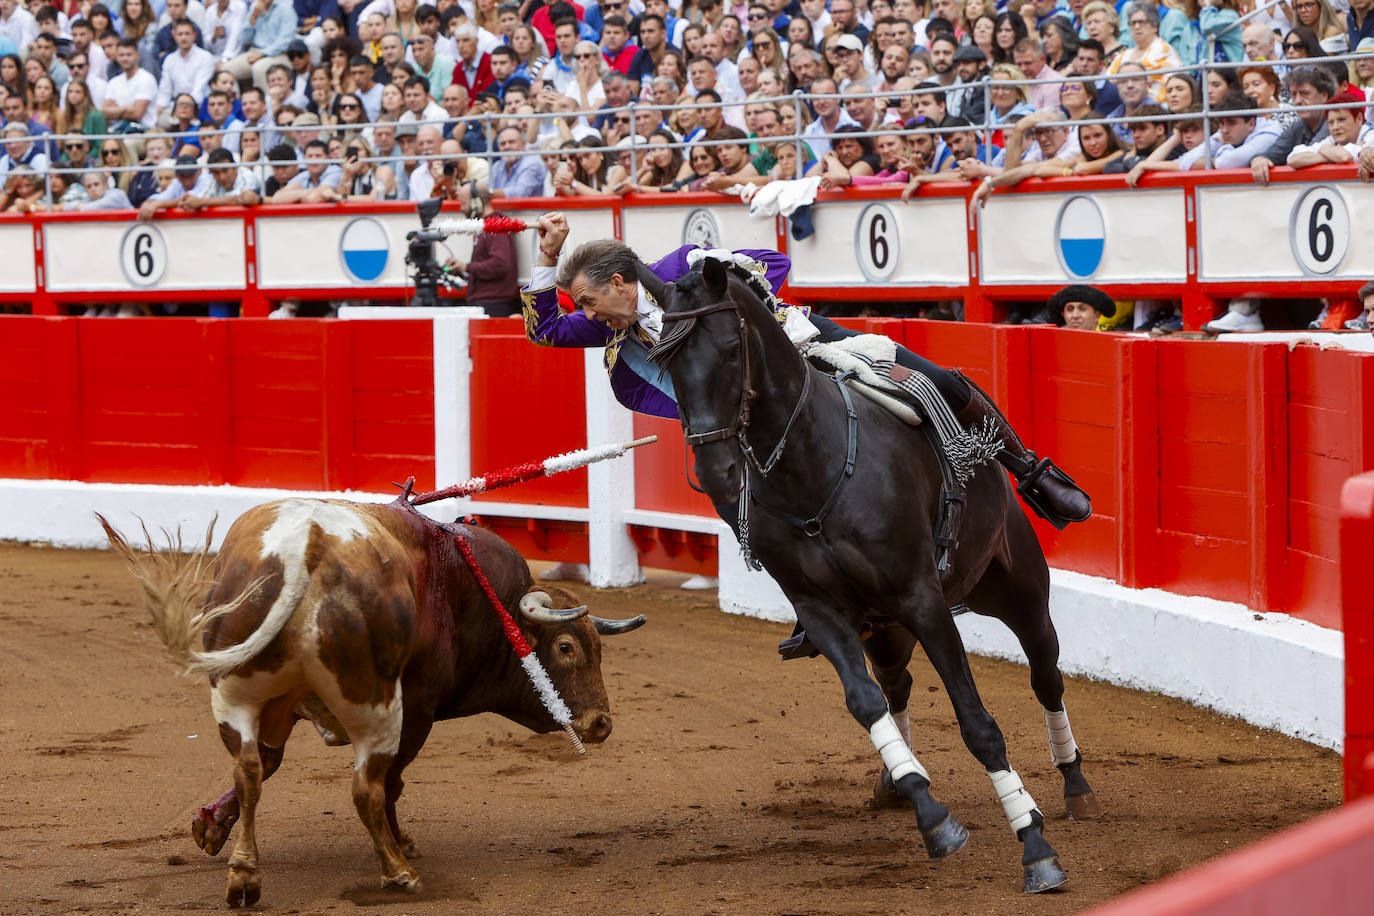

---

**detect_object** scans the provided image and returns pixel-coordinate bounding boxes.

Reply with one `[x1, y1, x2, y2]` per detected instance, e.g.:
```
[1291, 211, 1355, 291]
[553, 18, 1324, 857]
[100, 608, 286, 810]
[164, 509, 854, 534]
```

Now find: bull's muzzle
[576, 710, 613, 744]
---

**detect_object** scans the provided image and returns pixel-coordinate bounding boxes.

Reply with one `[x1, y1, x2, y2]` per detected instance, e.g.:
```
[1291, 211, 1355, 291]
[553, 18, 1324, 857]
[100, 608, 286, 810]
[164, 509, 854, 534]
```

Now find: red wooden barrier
[1084, 795, 1374, 915]
[0, 316, 435, 492]
[1, 315, 1368, 625]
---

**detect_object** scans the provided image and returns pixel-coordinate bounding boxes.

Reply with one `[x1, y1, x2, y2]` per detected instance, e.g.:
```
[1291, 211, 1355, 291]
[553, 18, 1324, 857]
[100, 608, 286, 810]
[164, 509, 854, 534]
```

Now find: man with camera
[428, 137, 490, 200]
[443, 182, 519, 316]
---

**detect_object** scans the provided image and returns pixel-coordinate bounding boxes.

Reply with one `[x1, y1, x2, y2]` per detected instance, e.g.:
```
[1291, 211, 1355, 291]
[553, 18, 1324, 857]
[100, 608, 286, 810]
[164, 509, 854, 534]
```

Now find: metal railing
[8, 46, 1372, 208]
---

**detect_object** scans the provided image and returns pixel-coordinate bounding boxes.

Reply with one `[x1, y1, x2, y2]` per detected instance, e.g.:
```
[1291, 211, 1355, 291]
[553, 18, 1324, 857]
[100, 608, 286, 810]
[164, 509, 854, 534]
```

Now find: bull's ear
[701, 256, 728, 296]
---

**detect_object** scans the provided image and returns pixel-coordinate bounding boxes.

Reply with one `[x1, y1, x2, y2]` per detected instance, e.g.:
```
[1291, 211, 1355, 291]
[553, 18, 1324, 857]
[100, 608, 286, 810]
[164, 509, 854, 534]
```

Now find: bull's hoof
[380, 870, 422, 894]
[1023, 856, 1068, 894]
[870, 768, 906, 810]
[1066, 791, 1102, 821]
[920, 814, 969, 861]
[194, 808, 238, 856]
[225, 860, 260, 908]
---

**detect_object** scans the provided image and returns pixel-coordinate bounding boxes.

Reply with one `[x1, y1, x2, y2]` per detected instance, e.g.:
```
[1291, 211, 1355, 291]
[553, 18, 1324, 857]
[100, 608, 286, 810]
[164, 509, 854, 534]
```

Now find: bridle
[661, 297, 811, 478]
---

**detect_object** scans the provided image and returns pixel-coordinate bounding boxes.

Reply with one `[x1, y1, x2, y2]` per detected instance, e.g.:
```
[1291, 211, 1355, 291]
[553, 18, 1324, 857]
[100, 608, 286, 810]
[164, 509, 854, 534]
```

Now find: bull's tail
[98, 514, 262, 679]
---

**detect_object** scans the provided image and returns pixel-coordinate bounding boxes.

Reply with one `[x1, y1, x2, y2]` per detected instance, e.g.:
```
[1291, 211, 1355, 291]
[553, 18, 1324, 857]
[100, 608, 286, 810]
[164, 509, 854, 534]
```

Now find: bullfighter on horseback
[521, 212, 1091, 653]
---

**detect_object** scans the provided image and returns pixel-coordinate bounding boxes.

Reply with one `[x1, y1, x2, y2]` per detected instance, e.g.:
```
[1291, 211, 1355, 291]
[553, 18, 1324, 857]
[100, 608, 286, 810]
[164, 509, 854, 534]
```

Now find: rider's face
[570, 272, 639, 329]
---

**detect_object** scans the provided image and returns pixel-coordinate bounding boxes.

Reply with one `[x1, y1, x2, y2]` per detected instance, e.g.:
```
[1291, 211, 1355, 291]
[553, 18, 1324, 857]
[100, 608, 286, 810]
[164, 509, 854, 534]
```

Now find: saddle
[802, 335, 1001, 576]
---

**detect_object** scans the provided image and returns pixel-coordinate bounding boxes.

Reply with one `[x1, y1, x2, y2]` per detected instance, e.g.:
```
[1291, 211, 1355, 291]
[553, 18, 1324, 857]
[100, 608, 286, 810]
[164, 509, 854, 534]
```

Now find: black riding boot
[953, 371, 1092, 529]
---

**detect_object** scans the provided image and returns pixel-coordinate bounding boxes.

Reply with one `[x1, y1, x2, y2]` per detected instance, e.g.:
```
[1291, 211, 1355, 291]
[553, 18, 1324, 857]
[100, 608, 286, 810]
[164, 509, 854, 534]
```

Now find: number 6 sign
[1289, 186, 1349, 276]
[119, 224, 168, 287]
[855, 202, 899, 282]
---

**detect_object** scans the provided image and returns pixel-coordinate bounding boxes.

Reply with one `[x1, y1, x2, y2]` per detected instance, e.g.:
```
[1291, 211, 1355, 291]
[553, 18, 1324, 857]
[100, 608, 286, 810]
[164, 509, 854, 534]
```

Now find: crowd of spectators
[0, 0, 1372, 326]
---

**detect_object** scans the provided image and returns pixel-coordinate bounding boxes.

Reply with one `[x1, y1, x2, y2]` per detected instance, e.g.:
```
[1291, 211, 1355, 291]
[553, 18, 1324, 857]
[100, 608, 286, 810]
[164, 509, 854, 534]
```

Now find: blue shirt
[1178, 119, 1282, 170]
[242, 0, 298, 57]
[490, 152, 547, 198]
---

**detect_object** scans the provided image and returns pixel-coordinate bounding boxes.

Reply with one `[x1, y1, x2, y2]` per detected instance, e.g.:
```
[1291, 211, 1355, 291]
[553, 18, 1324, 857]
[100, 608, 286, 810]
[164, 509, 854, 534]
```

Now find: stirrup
[778, 623, 821, 660]
[1014, 458, 1091, 530]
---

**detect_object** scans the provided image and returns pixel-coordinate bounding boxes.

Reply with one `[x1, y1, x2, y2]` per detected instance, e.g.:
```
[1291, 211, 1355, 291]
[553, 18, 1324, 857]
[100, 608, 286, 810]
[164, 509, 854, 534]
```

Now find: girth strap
[746, 372, 859, 548]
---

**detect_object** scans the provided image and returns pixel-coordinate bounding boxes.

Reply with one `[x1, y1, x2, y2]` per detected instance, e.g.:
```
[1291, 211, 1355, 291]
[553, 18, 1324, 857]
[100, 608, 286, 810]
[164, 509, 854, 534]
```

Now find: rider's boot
[953, 371, 1091, 529]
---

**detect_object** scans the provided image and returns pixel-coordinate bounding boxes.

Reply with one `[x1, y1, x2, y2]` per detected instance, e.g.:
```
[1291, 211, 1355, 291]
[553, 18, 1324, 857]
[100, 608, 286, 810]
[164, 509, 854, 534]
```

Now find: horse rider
[522, 212, 1091, 657]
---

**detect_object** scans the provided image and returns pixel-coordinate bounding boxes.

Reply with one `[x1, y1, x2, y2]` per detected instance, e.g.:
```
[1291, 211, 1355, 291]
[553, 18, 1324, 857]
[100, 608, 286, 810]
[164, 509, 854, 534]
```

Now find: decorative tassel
[430, 216, 530, 237]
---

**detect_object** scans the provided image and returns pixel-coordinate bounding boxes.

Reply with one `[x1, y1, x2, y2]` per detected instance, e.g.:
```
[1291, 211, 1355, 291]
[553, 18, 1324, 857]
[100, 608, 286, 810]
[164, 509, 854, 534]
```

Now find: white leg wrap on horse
[893, 706, 911, 749]
[870, 712, 929, 784]
[989, 769, 1039, 835]
[1043, 706, 1079, 767]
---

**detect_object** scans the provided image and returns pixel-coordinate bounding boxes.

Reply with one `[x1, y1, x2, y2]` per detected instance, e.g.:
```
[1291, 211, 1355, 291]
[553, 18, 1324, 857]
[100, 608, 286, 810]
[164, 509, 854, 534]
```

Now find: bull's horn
[592, 614, 647, 635]
[519, 591, 589, 623]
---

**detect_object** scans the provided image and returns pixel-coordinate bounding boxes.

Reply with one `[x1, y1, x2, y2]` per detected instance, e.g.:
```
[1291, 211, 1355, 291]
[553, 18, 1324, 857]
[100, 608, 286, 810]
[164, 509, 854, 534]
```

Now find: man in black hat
[1049, 285, 1116, 331]
[948, 43, 988, 124]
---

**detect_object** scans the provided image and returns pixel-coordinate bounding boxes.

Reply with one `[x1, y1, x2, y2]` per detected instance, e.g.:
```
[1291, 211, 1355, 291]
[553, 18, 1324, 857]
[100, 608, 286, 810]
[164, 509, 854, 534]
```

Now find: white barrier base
[0, 477, 1343, 750]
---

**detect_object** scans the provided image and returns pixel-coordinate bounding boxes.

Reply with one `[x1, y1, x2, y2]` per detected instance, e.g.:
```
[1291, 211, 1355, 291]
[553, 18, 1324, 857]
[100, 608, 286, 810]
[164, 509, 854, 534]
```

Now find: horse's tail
[98, 514, 260, 678]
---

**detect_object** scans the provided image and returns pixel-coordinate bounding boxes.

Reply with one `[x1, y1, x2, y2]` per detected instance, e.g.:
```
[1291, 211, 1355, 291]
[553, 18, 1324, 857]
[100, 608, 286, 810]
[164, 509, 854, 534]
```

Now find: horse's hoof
[194, 809, 237, 856]
[1024, 856, 1068, 894]
[870, 768, 906, 810]
[1066, 791, 1102, 821]
[381, 870, 422, 894]
[921, 814, 969, 861]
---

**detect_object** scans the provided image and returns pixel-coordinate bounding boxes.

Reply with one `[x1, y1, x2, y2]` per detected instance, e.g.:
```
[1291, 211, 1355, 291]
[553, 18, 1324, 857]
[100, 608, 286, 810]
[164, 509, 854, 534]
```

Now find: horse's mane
[647, 262, 777, 369]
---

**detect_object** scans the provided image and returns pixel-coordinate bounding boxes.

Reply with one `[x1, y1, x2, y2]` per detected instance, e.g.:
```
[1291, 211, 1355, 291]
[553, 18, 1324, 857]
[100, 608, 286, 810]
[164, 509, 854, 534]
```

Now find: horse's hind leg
[801, 604, 968, 861]
[966, 535, 1101, 821]
[911, 606, 1067, 894]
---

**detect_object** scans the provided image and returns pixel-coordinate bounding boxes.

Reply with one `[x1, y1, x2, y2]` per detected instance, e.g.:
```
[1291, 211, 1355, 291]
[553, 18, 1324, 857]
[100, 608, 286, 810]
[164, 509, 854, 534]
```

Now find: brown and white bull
[100, 494, 645, 908]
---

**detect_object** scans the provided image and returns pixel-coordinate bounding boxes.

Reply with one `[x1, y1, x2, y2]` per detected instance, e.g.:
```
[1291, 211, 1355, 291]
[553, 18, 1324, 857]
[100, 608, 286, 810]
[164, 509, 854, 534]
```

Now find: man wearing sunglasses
[59, 135, 97, 169]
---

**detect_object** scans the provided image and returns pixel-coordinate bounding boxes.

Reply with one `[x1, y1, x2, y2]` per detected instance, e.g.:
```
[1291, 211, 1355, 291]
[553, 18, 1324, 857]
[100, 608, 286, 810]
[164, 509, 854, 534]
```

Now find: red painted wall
[0, 315, 1366, 626]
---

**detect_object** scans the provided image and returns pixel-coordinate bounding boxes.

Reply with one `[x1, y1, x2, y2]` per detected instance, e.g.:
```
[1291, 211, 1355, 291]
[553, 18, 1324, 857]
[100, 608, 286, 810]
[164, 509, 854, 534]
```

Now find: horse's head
[647, 257, 771, 502]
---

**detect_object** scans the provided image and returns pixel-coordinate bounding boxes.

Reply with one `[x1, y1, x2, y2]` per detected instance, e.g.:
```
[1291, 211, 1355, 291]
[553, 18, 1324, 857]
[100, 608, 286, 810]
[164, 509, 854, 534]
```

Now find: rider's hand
[537, 212, 569, 265]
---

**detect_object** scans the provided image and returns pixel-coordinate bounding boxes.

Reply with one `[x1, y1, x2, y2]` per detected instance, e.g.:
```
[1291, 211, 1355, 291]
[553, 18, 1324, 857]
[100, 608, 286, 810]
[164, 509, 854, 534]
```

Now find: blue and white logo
[1055, 196, 1105, 279]
[339, 216, 390, 282]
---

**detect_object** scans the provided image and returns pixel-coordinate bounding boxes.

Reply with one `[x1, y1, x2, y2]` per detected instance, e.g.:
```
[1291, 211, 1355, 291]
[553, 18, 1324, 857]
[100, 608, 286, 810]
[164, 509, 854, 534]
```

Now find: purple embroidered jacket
[521, 245, 791, 419]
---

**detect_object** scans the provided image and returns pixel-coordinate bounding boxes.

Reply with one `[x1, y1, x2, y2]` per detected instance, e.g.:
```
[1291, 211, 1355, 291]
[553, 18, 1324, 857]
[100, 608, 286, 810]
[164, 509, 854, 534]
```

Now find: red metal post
[1116, 336, 1159, 589]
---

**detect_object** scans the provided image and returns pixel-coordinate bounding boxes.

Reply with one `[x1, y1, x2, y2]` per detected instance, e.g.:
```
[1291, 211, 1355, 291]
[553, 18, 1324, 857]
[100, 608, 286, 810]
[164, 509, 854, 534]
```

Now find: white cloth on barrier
[743, 177, 822, 220]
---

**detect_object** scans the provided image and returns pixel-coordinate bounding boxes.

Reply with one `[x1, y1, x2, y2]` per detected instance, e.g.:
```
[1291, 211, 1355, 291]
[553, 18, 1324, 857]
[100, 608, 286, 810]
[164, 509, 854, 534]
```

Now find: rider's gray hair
[556, 239, 642, 291]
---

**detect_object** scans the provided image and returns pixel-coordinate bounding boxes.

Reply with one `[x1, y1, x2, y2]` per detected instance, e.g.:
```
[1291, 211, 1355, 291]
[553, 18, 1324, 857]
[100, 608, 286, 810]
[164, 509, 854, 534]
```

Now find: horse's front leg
[800, 603, 968, 861]
[863, 622, 918, 810]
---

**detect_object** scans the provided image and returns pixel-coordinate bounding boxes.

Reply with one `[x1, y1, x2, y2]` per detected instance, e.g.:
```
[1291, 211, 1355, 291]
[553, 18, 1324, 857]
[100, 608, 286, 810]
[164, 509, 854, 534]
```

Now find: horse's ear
[634, 260, 669, 304]
[701, 256, 728, 296]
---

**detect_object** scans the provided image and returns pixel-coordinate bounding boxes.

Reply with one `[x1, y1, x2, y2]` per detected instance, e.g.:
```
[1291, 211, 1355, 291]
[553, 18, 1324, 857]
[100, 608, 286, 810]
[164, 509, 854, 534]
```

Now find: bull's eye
[557, 639, 576, 657]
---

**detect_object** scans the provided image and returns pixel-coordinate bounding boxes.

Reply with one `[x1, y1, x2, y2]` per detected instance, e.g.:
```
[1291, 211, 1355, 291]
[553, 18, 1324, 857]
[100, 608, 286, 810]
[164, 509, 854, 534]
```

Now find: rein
[661, 298, 811, 478]
[658, 289, 858, 572]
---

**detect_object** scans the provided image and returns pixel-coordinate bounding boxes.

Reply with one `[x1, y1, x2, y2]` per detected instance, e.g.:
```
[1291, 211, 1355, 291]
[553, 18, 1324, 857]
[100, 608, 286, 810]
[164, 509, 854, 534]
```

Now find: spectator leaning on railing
[1287, 90, 1374, 168]
[1250, 66, 1336, 184]
[1177, 91, 1282, 170]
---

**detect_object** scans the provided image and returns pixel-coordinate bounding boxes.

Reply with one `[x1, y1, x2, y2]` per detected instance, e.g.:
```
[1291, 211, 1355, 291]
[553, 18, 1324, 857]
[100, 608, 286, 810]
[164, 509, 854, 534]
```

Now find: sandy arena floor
[0, 542, 1340, 915]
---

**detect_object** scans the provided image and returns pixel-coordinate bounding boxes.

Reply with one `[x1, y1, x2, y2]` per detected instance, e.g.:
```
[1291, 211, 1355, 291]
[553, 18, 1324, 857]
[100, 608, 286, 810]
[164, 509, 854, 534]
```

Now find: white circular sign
[682, 208, 720, 249]
[1290, 186, 1349, 276]
[338, 216, 390, 282]
[119, 224, 168, 287]
[1054, 195, 1106, 279]
[855, 203, 898, 282]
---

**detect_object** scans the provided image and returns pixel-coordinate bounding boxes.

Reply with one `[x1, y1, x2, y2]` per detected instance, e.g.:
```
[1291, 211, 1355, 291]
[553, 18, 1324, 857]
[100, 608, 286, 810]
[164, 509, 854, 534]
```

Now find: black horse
[646, 258, 1100, 894]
